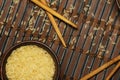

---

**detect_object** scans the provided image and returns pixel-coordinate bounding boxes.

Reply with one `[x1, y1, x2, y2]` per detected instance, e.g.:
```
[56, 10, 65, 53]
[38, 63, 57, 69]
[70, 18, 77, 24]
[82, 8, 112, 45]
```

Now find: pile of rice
[6, 45, 55, 80]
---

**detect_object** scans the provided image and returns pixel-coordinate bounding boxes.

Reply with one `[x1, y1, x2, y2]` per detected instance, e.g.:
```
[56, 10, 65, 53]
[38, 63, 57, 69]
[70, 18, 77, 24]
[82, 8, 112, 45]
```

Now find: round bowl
[0, 41, 60, 80]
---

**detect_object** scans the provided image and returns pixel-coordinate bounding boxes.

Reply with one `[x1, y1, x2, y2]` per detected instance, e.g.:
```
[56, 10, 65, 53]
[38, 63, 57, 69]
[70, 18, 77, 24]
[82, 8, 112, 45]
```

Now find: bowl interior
[1, 41, 59, 80]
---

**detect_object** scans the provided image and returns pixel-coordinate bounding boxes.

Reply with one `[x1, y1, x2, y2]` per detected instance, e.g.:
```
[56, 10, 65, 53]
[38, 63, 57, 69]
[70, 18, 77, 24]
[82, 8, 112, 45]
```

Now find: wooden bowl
[0, 41, 60, 80]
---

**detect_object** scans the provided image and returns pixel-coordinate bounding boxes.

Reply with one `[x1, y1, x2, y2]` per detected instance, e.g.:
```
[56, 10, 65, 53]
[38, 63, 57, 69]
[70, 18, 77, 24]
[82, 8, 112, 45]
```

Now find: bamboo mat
[0, 0, 120, 80]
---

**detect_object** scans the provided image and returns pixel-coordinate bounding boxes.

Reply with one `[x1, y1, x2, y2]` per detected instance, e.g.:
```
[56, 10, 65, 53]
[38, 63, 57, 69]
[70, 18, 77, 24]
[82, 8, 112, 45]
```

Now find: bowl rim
[116, 0, 120, 9]
[0, 41, 60, 80]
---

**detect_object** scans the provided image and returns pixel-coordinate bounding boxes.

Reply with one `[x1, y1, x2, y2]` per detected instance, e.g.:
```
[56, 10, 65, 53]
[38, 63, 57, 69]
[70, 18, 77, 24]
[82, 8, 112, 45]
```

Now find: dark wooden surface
[0, 0, 120, 80]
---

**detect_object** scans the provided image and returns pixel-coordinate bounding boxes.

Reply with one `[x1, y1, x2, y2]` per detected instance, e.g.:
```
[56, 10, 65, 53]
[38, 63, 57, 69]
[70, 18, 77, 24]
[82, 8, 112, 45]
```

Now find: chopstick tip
[64, 44, 67, 48]
[73, 25, 77, 29]
[62, 42, 67, 47]
[72, 23, 77, 29]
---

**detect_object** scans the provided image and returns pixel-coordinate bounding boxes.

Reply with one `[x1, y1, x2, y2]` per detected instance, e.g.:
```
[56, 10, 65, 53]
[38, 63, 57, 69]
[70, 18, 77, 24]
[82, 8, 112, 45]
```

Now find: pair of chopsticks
[80, 55, 120, 80]
[31, 0, 77, 47]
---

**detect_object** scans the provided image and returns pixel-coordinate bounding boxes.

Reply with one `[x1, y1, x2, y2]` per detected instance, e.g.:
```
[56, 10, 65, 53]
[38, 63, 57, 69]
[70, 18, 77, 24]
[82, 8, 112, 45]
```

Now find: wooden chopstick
[80, 55, 120, 80]
[106, 61, 120, 80]
[31, 0, 77, 28]
[40, 0, 66, 47]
